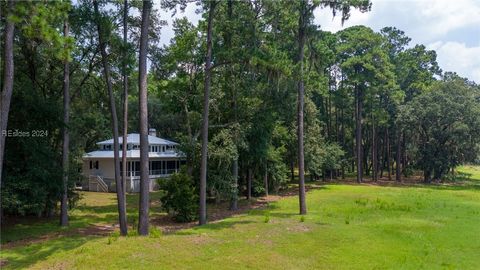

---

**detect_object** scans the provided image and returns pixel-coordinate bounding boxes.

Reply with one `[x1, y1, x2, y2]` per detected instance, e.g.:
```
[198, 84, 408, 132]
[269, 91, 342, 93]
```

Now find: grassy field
[2, 175, 480, 270]
[458, 165, 480, 181]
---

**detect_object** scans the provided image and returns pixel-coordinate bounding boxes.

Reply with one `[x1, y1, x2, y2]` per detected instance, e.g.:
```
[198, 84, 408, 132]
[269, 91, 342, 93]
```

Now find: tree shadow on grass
[415, 182, 480, 192]
[1, 235, 95, 269]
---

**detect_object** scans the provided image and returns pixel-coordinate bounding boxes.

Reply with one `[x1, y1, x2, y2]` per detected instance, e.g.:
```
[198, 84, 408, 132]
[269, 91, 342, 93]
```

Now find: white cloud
[314, 8, 372, 33]
[427, 41, 480, 83]
[416, 0, 480, 37]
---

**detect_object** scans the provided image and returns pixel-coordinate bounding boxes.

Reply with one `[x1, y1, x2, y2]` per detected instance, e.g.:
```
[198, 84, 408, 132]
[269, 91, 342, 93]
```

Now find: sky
[156, 0, 480, 83]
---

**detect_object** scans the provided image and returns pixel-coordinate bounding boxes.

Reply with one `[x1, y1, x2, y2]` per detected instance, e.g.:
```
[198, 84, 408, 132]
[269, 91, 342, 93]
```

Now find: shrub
[264, 212, 270, 223]
[252, 182, 265, 197]
[107, 231, 120, 244]
[149, 227, 163, 238]
[158, 170, 198, 222]
[299, 215, 305, 223]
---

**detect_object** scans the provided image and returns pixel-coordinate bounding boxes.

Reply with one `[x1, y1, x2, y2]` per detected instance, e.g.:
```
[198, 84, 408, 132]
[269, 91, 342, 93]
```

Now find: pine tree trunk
[60, 20, 70, 227]
[379, 129, 384, 179]
[297, 1, 307, 215]
[199, 1, 216, 225]
[355, 84, 363, 183]
[231, 159, 238, 210]
[291, 160, 295, 182]
[120, 0, 129, 235]
[372, 116, 377, 181]
[341, 104, 345, 179]
[247, 168, 252, 200]
[94, 0, 128, 235]
[395, 129, 402, 182]
[0, 0, 15, 196]
[227, 0, 238, 212]
[402, 133, 407, 176]
[138, 0, 151, 235]
[386, 127, 392, 180]
[264, 164, 268, 196]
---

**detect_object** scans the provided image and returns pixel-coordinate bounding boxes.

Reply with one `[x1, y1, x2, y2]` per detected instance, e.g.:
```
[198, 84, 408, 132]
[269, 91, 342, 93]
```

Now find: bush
[158, 170, 198, 222]
[252, 181, 266, 197]
[149, 227, 163, 238]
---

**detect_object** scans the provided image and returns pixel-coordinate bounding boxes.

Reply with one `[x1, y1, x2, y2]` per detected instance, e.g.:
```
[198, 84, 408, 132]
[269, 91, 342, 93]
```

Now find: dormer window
[102, 144, 112, 150]
[149, 145, 161, 152]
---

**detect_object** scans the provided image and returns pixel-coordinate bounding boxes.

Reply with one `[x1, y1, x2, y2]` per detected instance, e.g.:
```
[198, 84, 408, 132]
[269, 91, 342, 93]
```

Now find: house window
[95, 161, 99, 169]
[150, 161, 162, 175]
[89, 160, 93, 169]
[167, 160, 176, 170]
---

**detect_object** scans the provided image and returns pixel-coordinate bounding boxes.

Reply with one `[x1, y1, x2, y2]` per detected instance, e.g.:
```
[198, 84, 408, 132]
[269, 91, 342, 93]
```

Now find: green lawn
[458, 165, 480, 181]
[2, 179, 480, 269]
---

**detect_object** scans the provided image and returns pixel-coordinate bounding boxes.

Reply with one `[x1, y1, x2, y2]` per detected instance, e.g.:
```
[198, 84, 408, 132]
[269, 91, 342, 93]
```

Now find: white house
[82, 129, 185, 192]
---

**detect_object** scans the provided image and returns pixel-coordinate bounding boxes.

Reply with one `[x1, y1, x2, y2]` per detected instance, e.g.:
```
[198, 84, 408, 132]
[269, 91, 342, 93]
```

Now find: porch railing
[121, 169, 179, 177]
[89, 175, 108, 192]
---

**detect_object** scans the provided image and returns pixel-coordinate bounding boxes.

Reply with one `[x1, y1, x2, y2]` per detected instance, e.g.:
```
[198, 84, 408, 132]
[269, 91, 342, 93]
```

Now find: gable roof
[96, 133, 178, 145]
[83, 150, 183, 159]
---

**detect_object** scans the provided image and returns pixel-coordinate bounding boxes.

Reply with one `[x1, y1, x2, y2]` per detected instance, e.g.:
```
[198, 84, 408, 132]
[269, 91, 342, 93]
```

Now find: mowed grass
[458, 165, 480, 181]
[2, 181, 480, 269]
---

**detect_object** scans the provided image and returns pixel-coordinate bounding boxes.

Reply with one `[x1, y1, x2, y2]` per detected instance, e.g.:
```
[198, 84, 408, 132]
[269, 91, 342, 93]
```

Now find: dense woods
[1, 0, 479, 232]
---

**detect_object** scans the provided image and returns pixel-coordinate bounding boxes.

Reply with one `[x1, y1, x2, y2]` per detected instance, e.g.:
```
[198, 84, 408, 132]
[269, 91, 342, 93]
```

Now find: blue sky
[157, 0, 480, 83]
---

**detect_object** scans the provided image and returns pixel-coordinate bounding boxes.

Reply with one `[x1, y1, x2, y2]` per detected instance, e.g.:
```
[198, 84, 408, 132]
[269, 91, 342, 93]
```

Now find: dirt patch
[286, 224, 311, 233]
[73, 224, 115, 236]
[247, 237, 274, 246]
[188, 233, 220, 245]
[0, 259, 8, 268]
[1, 224, 114, 250]
[151, 196, 275, 234]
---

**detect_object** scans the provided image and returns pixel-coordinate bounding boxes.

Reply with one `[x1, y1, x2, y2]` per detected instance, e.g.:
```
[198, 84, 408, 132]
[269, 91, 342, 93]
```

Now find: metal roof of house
[83, 150, 183, 159]
[96, 133, 179, 145]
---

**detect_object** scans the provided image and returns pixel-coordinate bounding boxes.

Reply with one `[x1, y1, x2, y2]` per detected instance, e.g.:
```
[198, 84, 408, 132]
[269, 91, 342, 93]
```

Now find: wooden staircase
[89, 175, 108, 192]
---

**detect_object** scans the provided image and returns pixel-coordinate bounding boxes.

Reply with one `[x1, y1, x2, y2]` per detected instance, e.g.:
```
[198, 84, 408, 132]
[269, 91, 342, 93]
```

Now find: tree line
[1, 0, 479, 236]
